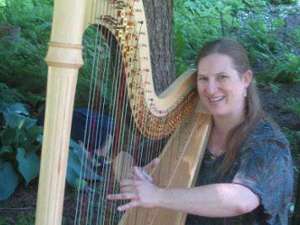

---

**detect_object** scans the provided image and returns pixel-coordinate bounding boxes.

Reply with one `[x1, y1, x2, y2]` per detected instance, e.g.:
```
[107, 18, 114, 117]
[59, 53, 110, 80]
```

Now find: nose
[205, 80, 218, 95]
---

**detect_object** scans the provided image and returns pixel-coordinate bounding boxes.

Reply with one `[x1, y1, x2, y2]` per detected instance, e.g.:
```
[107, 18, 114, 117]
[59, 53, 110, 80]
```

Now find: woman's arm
[155, 183, 259, 217]
[107, 167, 259, 217]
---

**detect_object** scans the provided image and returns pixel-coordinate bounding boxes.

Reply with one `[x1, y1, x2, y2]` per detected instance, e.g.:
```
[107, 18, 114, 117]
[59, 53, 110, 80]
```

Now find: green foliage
[0, 160, 19, 200]
[174, 0, 268, 75]
[14, 213, 35, 225]
[174, 0, 300, 85]
[0, 83, 24, 104]
[0, 102, 42, 200]
[0, 0, 52, 106]
[270, 0, 298, 4]
[283, 127, 300, 158]
[0, 101, 103, 199]
[271, 54, 300, 83]
[16, 147, 40, 185]
[287, 97, 300, 117]
[67, 140, 103, 190]
[0, 213, 35, 225]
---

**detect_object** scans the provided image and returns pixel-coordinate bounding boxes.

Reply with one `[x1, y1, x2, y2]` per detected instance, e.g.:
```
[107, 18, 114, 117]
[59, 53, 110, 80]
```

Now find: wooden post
[35, 0, 86, 224]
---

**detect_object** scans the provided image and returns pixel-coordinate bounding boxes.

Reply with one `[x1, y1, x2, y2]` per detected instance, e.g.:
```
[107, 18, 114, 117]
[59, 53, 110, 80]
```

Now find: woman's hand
[107, 158, 161, 211]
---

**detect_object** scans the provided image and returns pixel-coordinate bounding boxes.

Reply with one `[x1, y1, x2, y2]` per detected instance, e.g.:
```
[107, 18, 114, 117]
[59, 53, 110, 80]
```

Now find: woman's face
[197, 53, 252, 118]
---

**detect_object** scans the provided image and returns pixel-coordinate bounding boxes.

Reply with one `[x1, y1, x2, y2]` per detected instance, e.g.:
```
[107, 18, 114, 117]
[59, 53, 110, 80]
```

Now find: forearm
[156, 183, 258, 217]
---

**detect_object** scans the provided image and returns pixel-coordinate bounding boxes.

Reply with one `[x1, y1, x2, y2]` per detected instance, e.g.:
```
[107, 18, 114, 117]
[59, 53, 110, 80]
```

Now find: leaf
[3, 111, 25, 129]
[66, 168, 80, 188]
[69, 140, 88, 163]
[0, 161, 19, 200]
[66, 140, 103, 188]
[16, 148, 40, 185]
[6, 103, 29, 116]
[66, 168, 87, 190]
[36, 134, 43, 143]
[0, 128, 17, 146]
[3, 111, 37, 129]
[26, 126, 43, 140]
[0, 146, 14, 156]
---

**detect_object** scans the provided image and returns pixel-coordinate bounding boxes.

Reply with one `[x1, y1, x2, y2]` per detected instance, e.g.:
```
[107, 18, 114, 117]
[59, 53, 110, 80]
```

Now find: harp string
[90, 2, 120, 224]
[110, 5, 134, 222]
[99, 1, 133, 223]
[73, 1, 170, 224]
[92, 1, 122, 224]
[74, 0, 109, 223]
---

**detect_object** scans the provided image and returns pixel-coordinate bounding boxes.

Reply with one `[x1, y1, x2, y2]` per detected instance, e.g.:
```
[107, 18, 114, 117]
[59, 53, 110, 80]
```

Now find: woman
[107, 39, 294, 225]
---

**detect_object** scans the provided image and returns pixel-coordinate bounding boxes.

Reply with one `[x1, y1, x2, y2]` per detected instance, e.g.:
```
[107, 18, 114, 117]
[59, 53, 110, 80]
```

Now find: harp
[35, 0, 211, 225]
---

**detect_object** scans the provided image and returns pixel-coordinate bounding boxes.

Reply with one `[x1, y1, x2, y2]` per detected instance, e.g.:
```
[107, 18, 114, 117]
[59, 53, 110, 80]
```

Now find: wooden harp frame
[35, 0, 211, 225]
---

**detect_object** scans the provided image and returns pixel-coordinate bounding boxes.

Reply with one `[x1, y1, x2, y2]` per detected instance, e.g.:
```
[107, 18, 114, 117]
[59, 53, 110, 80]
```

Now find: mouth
[207, 96, 225, 104]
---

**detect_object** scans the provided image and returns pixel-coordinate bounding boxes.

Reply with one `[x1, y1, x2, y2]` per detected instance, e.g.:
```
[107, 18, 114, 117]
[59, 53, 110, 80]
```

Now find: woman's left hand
[107, 166, 162, 211]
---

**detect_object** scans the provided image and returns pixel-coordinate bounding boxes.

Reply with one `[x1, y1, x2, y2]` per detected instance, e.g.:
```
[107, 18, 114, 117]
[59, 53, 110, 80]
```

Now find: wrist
[154, 187, 166, 208]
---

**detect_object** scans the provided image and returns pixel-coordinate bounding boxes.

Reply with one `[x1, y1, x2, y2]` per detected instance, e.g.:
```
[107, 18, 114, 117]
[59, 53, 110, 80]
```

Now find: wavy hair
[196, 38, 265, 176]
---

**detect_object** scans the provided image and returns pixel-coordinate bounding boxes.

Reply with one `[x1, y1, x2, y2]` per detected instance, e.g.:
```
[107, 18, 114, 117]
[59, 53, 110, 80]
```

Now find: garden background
[0, 0, 299, 224]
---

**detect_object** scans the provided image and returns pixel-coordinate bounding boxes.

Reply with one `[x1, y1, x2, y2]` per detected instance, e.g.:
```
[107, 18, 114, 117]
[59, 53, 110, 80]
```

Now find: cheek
[227, 85, 246, 101]
[197, 83, 205, 95]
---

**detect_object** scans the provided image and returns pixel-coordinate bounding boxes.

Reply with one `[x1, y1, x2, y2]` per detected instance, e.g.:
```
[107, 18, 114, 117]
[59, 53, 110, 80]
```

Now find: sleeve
[232, 140, 294, 217]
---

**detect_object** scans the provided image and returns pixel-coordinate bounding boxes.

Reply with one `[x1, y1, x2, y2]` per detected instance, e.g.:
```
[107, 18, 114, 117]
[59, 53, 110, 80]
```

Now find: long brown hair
[197, 38, 265, 176]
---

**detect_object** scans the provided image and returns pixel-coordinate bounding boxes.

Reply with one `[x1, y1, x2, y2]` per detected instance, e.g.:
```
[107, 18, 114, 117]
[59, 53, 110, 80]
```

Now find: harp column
[35, 0, 86, 225]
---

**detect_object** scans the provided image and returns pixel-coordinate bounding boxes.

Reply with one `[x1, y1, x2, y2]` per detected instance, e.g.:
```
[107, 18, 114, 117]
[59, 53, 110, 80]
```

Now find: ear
[242, 70, 253, 88]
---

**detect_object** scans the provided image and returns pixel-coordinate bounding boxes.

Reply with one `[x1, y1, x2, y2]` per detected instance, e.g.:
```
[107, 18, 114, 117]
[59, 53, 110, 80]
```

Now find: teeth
[209, 96, 224, 102]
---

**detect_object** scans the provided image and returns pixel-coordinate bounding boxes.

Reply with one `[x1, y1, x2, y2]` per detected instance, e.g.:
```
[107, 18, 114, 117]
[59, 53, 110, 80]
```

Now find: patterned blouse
[185, 119, 294, 225]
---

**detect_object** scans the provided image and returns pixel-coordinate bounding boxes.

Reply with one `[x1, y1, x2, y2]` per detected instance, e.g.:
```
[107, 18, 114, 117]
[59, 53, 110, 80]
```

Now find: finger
[107, 193, 136, 201]
[120, 179, 135, 187]
[122, 167, 135, 179]
[120, 186, 135, 193]
[142, 169, 153, 182]
[134, 167, 153, 182]
[144, 157, 160, 172]
[117, 201, 139, 211]
[134, 167, 146, 180]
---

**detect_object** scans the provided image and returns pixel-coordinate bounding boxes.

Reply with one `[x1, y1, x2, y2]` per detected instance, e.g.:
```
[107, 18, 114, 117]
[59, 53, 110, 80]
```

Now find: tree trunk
[143, 0, 175, 94]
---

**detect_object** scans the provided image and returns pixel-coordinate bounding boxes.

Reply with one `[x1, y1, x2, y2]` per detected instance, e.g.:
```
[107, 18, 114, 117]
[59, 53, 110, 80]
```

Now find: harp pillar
[35, 0, 86, 225]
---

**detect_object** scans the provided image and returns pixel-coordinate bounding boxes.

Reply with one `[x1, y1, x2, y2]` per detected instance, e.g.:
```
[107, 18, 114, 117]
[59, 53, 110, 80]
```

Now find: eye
[198, 76, 208, 82]
[217, 74, 228, 81]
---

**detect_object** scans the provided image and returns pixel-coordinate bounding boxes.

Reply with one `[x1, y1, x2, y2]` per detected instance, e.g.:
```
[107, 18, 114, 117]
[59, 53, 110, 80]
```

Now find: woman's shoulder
[242, 117, 291, 159]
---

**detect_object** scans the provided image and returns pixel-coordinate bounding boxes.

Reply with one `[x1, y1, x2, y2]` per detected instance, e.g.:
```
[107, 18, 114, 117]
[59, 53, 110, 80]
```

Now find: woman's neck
[212, 111, 245, 136]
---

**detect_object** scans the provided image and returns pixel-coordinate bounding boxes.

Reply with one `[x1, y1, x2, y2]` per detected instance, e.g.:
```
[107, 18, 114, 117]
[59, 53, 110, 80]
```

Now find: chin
[207, 107, 229, 117]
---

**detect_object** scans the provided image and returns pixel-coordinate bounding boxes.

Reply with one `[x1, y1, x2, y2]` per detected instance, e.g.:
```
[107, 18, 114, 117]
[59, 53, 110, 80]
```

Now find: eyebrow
[215, 72, 228, 76]
[197, 72, 228, 77]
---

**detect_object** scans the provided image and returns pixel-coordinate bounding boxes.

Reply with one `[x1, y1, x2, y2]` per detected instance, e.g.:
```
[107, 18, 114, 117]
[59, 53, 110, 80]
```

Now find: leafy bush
[173, 0, 300, 85]
[0, 102, 42, 200]
[173, 0, 269, 75]
[67, 139, 103, 190]
[0, 0, 52, 100]
[0, 97, 101, 199]
[287, 97, 300, 117]
[0, 82, 24, 104]
[270, 0, 298, 4]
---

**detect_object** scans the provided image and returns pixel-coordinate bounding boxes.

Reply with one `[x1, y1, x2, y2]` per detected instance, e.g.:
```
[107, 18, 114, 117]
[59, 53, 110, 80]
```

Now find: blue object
[71, 108, 114, 151]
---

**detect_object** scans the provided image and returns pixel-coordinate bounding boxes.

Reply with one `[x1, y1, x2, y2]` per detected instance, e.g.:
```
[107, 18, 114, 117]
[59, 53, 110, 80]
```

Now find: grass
[0, 212, 35, 225]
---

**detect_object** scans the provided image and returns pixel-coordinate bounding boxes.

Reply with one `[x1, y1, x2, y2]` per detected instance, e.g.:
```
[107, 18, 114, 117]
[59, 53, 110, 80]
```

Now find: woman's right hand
[107, 163, 162, 211]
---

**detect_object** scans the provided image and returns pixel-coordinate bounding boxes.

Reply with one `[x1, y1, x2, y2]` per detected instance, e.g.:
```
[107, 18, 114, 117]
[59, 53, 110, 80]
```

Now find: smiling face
[197, 53, 252, 119]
